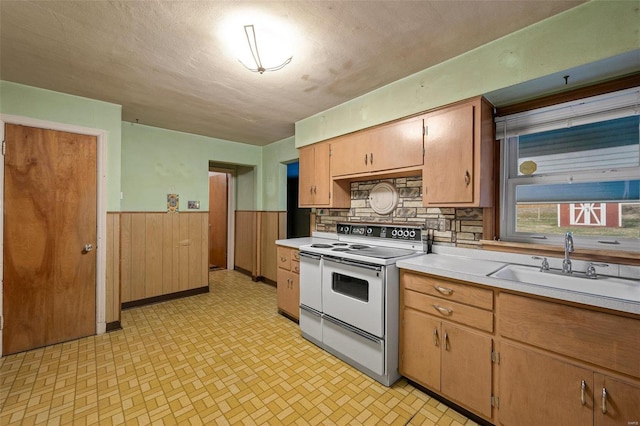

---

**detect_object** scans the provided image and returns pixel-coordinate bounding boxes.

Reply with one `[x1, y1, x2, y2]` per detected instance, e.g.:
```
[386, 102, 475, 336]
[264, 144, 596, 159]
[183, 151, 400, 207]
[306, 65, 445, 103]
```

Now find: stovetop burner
[332, 247, 350, 252]
[332, 242, 349, 246]
[311, 243, 333, 248]
[349, 244, 370, 249]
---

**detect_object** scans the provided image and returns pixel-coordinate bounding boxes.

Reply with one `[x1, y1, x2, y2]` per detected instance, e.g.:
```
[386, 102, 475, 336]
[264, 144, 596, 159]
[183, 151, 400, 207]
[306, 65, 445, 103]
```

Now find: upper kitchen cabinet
[299, 142, 331, 206]
[422, 97, 494, 207]
[330, 116, 425, 178]
[299, 142, 350, 208]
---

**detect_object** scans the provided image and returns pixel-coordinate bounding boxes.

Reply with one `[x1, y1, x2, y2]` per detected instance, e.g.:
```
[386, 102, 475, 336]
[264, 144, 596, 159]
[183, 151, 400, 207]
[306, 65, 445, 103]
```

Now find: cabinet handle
[464, 170, 471, 186]
[433, 328, 439, 346]
[313, 185, 317, 194]
[434, 285, 453, 296]
[432, 304, 453, 316]
[601, 387, 607, 414]
[310, 186, 313, 194]
[370, 152, 373, 164]
[444, 332, 450, 351]
[580, 380, 586, 406]
[280, 256, 287, 262]
[364, 153, 368, 165]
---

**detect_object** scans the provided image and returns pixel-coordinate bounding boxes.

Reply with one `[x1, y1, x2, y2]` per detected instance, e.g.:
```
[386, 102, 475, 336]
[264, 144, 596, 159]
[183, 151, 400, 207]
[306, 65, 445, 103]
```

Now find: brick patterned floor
[0, 270, 475, 425]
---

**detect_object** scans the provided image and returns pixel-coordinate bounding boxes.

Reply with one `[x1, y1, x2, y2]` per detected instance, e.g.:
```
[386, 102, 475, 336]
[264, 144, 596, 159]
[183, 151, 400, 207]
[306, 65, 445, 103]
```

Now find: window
[496, 88, 640, 251]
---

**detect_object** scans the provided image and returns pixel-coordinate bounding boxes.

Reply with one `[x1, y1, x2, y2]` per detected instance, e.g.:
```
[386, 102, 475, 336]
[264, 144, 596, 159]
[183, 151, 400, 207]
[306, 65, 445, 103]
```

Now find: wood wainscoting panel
[235, 211, 257, 276]
[105, 213, 121, 324]
[120, 212, 209, 303]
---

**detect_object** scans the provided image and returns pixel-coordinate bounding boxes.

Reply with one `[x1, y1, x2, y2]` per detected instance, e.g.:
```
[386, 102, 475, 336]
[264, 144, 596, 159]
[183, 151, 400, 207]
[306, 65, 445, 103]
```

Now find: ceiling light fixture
[240, 24, 292, 74]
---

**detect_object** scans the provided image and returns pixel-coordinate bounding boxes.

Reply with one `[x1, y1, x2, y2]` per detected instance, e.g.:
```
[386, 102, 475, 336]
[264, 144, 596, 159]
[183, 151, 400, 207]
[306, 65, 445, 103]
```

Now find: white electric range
[298, 222, 425, 386]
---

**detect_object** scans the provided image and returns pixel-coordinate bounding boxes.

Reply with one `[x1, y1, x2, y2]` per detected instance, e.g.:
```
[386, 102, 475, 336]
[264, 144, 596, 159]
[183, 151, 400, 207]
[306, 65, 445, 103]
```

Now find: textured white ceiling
[0, 0, 586, 146]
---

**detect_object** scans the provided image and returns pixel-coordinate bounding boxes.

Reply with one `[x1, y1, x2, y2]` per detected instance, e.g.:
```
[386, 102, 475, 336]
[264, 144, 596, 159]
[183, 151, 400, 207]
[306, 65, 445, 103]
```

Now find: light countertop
[397, 246, 640, 316]
[275, 233, 337, 249]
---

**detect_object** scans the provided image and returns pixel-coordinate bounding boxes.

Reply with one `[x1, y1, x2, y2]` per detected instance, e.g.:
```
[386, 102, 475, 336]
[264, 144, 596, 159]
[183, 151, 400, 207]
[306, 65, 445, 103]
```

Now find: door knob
[83, 243, 93, 253]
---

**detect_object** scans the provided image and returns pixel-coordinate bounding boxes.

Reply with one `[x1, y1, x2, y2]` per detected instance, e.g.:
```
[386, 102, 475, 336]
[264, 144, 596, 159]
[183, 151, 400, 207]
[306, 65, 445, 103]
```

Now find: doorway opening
[208, 167, 234, 271]
[286, 162, 311, 238]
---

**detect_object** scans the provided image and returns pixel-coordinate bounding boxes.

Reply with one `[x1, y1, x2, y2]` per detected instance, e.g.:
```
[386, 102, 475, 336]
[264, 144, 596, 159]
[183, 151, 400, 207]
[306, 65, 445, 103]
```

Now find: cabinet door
[277, 269, 299, 319]
[441, 322, 492, 419]
[312, 142, 331, 205]
[594, 373, 640, 426]
[330, 132, 369, 177]
[423, 103, 474, 204]
[367, 116, 424, 172]
[499, 341, 593, 426]
[299, 143, 331, 207]
[298, 145, 316, 206]
[400, 308, 441, 390]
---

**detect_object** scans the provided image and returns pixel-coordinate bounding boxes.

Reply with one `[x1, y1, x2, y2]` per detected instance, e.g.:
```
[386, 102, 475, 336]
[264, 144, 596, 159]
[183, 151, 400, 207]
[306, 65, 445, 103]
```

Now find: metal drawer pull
[601, 387, 607, 414]
[280, 256, 287, 262]
[580, 380, 586, 405]
[433, 304, 453, 316]
[444, 332, 450, 351]
[434, 285, 453, 296]
[464, 170, 471, 186]
[364, 153, 368, 165]
[433, 329, 439, 346]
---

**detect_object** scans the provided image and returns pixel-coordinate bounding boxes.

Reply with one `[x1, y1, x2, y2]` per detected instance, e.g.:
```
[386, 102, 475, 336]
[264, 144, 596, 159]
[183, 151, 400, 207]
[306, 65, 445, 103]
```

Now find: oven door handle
[299, 252, 322, 260]
[324, 314, 383, 344]
[299, 304, 322, 317]
[324, 256, 382, 272]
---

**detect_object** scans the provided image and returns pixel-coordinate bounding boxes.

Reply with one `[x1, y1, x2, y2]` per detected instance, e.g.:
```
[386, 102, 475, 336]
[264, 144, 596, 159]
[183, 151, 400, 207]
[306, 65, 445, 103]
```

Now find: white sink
[489, 264, 640, 302]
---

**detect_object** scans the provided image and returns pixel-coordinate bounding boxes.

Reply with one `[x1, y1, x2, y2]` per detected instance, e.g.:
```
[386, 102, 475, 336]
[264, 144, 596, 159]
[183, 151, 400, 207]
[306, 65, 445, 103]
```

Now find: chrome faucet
[562, 231, 574, 274]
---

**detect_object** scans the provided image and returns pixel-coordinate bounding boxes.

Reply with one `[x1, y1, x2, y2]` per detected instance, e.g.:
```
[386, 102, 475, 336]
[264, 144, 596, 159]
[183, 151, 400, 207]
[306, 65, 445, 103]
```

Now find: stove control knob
[410, 230, 416, 238]
[403, 230, 410, 238]
[391, 229, 398, 237]
[367, 227, 373, 234]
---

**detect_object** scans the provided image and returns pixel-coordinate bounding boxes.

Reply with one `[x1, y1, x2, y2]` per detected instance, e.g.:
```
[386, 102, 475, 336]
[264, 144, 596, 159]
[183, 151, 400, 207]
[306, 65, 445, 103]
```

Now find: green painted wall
[121, 122, 262, 211]
[262, 136, 298, 211]
[0, 81, 122, 210]
[295, 0, 640, 147]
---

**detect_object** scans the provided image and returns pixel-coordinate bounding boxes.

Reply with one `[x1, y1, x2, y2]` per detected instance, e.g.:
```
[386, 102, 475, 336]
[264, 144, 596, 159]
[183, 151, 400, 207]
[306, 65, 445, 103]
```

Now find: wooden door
[498, 341, 593, 426]
[594, 373, 640, 426]
[3, 124, 97, 355]
[208, 172, 228, 269]
[423, 103, 474, 204]
[399, 308, 441, 390]
[440, 322, 492, 419]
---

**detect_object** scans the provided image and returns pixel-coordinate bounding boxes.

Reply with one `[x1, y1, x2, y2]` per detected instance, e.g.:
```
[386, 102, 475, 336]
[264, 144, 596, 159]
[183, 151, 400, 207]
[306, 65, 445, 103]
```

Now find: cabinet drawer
[291, 260, 300, 274]
[499, 292, 640, 378]
[292, 250, 300, 262]
[277, 246, 291, 270]
[404, 289, 493, 333]
[402, 271, 493, 310]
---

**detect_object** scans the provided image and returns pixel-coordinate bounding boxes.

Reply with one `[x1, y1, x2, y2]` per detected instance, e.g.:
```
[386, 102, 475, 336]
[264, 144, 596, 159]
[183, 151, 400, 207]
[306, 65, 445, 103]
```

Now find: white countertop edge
[397, 254, 640, 316]
[275, 235, 337, 249]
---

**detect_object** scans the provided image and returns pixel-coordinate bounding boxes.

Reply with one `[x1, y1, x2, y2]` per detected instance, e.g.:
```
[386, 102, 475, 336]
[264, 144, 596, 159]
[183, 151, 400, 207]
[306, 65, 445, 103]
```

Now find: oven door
[299, 251, 322, 311]
[322, 256, 385, 337]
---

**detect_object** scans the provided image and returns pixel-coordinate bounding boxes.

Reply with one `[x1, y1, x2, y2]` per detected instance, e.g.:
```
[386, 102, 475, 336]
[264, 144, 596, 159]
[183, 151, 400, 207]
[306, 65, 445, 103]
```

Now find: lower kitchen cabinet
[400, 271, 494, 420]
[498, 341, 593, 425]
[497, 291, 640, 426]
[499, 342, 640, 426]
[276, 246, 300, 320]
[594, 373, 640, 426]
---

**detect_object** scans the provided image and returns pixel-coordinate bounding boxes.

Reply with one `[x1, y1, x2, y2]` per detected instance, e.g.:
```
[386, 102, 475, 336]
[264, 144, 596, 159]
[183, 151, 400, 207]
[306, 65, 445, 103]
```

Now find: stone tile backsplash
[314, 177, 485, 248]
